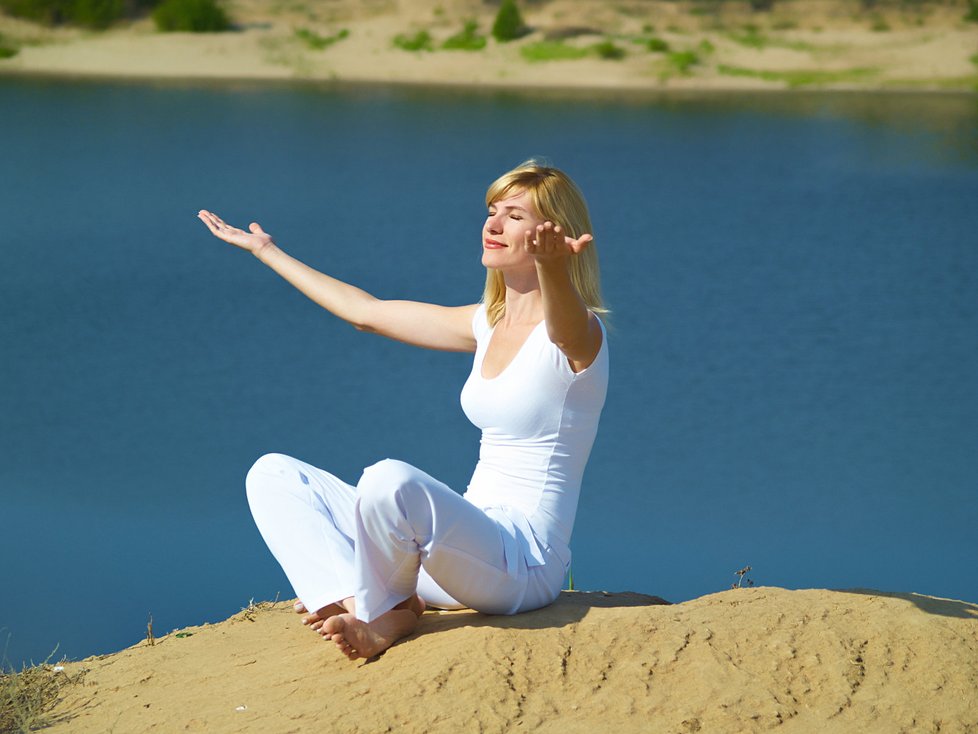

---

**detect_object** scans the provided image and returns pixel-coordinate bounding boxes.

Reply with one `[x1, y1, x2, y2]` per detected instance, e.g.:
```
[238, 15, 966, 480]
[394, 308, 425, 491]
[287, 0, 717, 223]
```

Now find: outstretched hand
[523, 221, 593, 262]
[198, 210, 275, 256]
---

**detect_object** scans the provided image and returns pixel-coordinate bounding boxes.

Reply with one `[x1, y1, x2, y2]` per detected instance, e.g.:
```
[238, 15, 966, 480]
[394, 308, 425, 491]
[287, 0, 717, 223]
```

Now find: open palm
[198, 210, 275, 255]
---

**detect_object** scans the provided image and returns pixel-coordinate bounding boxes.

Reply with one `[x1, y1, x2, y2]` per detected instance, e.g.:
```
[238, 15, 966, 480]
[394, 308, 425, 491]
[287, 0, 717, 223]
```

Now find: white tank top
[460, 304, 609, 566]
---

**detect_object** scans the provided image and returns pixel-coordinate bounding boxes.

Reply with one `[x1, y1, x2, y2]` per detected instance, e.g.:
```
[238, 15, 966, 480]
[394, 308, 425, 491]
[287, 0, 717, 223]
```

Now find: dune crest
[42, 587, 978, 732]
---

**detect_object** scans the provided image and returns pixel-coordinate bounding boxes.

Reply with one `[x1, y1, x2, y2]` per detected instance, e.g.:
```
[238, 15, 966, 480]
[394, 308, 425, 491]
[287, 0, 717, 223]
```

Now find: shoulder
[471, 303, 491, 340]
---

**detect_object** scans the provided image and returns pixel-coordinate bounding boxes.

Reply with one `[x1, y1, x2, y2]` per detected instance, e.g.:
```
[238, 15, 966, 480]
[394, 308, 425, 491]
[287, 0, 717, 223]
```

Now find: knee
[245, 453, 294, 501]
[356, 459, 421, 510]
[357, 458, 411, 498]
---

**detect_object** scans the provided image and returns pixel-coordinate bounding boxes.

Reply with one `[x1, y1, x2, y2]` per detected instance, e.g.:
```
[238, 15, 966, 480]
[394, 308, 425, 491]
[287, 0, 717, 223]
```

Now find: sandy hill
[1, 0, 976, 91]
[27, 587, 978, 733]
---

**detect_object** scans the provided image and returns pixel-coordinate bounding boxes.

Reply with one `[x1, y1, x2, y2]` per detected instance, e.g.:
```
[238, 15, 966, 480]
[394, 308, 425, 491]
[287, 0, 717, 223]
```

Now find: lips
[484, 238, 507, 249]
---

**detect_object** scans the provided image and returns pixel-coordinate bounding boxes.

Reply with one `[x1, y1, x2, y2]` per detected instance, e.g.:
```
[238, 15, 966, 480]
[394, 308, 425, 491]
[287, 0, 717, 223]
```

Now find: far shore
[1, 0, 976, 94]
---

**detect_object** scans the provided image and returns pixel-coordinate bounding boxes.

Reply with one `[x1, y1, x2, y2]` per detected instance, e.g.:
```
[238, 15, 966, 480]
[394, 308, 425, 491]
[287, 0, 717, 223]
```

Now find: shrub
[0, 34, 18, 58]
[965, 0, 978, 22]
[153, 0, 230, 32]
[0, 0, 129, 26]
[668, 49, 699, 74]
[646, 36, 669, 52]
[592, 38, 625, 60]
[442, 20, 486, 50]
[393, 30, 432, 51]
[492, 0, 526, 42]
[0, 0, 60, 24]
[295, 27, 349, 50]
[69, 0, 124, 28]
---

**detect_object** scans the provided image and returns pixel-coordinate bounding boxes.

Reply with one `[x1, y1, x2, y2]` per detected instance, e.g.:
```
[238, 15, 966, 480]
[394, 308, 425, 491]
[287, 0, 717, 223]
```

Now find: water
[2, 78, 976, 666]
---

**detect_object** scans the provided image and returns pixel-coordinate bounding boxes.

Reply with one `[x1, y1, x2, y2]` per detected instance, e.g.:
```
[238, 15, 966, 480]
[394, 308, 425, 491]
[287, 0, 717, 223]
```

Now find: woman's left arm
[526, 222, 603, 373]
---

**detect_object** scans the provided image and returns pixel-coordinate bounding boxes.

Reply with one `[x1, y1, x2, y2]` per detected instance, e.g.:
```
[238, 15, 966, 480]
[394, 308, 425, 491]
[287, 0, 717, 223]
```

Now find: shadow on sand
[418, 590, 671, 637]
[832, 588, 978, 620]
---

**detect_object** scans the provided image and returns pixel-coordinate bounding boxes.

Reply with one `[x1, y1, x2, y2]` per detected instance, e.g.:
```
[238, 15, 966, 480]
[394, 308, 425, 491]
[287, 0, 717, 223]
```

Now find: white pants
[245, 454, 567, 622]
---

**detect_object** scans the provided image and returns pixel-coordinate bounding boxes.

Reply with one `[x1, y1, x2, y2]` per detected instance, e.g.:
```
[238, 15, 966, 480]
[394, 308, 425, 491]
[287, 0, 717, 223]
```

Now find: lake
[1, 78, 976, 667]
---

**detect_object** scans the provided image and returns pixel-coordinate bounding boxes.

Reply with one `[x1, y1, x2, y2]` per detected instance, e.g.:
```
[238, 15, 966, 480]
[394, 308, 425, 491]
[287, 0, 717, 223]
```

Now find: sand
[1, 0, 976, 92]
[34, 587, 978, 732]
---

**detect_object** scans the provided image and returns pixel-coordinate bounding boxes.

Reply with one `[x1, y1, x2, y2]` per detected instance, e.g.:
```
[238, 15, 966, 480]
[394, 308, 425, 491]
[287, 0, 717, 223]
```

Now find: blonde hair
[482, 159, 607, 327]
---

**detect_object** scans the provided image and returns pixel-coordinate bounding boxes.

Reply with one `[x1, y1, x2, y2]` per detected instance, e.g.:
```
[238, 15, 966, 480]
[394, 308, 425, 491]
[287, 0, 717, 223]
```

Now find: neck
[501, 268, 543, 325]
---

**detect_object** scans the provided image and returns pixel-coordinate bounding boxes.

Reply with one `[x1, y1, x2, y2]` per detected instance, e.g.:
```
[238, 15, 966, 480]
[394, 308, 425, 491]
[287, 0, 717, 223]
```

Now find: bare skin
[294, 600, 350, 632]
[294, 595, 425, 659]
[321, 595, 425, 660]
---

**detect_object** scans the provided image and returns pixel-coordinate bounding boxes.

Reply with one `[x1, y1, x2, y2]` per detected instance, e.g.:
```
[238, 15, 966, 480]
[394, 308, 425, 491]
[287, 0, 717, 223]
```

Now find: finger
[249, 222, 265, 234]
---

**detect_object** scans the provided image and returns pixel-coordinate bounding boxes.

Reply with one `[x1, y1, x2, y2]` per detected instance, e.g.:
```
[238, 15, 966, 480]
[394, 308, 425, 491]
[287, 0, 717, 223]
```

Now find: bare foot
[296, 599, 353, 632]
[320, 596, 425, 660]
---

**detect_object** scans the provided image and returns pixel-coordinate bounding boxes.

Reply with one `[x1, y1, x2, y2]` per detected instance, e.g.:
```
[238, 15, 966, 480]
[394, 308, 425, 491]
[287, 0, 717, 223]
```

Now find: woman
[198, 160, 609, 661]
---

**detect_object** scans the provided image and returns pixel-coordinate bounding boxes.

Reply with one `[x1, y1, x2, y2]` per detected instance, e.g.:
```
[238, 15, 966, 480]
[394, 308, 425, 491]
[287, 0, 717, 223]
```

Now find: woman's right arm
[198, 210, 477, 353]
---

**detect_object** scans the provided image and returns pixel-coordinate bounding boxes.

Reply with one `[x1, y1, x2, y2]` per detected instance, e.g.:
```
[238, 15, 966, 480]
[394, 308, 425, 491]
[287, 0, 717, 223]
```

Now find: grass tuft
[442, 20, 486, 51]
[1, 660, 83, 733]
[294, 27, 349, 50]
[717, 64, 878, 88]
[393, 30, 433, 52]
[520, 39, 589, 62]
[730, 24, 767, 49]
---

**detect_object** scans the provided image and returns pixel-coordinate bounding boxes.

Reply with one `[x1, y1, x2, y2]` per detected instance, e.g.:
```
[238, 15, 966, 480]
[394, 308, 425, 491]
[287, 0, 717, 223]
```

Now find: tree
[153, 0, 229, 32]
[492, 0, 526, 42]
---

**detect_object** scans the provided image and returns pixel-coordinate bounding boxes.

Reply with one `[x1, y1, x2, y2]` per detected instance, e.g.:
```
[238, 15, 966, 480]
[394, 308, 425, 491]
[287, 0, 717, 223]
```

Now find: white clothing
[461, 305, 609, 567]
[245, 305, 608, 622]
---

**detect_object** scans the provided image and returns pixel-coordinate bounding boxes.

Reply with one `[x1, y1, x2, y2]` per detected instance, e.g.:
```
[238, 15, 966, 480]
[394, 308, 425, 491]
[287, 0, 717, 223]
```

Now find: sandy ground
[0, 0, 976, 92]
[33, 587, 978, 733]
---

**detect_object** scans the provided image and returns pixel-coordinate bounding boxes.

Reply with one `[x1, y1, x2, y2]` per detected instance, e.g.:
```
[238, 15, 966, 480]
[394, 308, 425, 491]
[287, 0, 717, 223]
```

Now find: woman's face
[481, 189, 545, 271]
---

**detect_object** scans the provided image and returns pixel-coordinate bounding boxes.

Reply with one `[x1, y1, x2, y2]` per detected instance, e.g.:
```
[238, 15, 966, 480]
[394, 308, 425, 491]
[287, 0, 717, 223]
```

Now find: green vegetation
[717, 63, 878, 88]
[667, 49, 700, 74]
[646, 36, 670, 52]
[442, 20, 485, 51]
[870, 14, 890, 30]
[730, 23, 767, 48]
[592, 38, 625, 59]
[153, 0, 229, 32]
[393, 29, 432, 52]
[1, 661, 82, 733]
[0, 0, 233, 30]
[698, 38, 715, 54]
[0, 34, 19, 57]
[965, 0, 978, 22]
[0, 0, 135, 28]
[492, 0, 526, 42]
[520, 39, 588, 62]
[294, 27, 348, 50]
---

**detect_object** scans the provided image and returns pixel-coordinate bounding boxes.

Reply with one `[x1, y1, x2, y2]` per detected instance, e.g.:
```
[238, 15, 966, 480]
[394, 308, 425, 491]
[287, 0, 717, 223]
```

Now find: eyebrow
[489, 203, 530, 212]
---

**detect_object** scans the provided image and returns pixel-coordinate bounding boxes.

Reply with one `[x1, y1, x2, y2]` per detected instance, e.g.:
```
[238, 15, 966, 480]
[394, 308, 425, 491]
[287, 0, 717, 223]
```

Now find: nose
[485, 211, 503, 234]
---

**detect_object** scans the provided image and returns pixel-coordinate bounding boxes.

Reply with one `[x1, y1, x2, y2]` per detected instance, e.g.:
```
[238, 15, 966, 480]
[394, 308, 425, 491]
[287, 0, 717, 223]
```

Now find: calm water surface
[1, 79, 976, 666]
